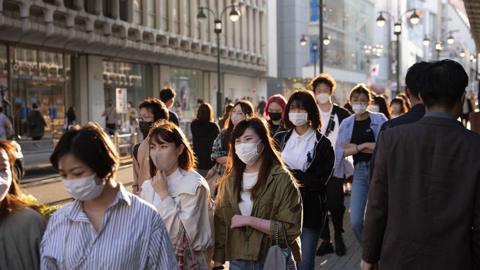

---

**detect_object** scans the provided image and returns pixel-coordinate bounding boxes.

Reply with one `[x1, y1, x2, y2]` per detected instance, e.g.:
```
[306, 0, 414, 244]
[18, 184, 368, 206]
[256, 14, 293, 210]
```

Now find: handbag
[204, 163, 223, 197]
[264, 222, 297, 270]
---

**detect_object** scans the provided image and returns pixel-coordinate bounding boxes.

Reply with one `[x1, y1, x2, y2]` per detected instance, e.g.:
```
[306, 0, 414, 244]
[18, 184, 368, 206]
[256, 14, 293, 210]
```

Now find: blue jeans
[230, 260, 264, 270]
[297, 227, 321, 270]
[350, 161, 370, 243]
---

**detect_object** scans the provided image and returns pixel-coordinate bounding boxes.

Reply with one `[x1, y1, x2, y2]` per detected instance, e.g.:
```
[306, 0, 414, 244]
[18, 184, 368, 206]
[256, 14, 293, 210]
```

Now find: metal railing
[111, 132, 140, 160]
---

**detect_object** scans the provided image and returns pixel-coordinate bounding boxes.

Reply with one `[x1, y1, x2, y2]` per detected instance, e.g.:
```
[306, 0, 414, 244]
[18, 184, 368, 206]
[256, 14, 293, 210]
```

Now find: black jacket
[274, 129, 335, 228]
[332, 104, 351, 123]
[169, 111, 180, 126]
[191, 120, 220, 170]
[380, 104, 425, 132]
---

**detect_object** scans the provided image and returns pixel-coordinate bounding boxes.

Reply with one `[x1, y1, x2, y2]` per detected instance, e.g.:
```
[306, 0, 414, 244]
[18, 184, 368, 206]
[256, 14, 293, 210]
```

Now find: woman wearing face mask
[132, 98, 169, 195]
[213, 117, 302, 270]
[0, 141, 46, 270]
[274, 90, 335, 270]
[336, 84, 387, 244]
[140, 120, 212, 268]
[389, 97, 408, 119]
[263, 94, 287, 136]
[42, 123, 178, 269]
[209, 101, 255, 190]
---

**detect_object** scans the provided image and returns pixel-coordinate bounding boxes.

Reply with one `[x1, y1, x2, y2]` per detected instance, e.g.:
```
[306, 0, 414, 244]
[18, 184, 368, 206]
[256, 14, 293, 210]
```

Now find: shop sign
[116, 88, 128, 114]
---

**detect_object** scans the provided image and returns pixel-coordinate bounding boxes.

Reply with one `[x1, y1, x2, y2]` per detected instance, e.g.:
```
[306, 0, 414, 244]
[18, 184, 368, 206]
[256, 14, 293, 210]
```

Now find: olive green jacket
[213, 165, 303, 263]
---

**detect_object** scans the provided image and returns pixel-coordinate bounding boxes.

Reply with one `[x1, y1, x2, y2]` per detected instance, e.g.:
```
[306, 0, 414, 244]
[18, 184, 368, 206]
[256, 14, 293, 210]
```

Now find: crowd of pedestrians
[1, 59, 479, 270]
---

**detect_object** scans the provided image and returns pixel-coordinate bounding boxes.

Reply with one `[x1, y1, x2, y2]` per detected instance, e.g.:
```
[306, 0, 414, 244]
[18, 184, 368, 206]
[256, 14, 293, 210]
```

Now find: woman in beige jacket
[140, 120, 213, 269]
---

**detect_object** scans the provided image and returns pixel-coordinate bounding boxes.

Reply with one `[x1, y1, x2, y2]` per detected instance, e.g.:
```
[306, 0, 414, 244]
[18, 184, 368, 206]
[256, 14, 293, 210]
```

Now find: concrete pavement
[22, 165, 135, 204]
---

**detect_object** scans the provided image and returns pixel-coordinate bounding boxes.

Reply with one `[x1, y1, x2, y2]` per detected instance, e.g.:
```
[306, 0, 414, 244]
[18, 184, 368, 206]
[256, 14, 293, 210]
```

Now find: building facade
[0, 0, 273, 144]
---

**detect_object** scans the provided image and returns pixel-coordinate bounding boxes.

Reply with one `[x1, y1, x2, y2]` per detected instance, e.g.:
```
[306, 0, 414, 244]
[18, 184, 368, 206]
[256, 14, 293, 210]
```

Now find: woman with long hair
[42, 123, 177, 269]
[0, 140, 46, 270]
[213, 117, 302, 270]
[209, 100, 255, 192]
[141, 120, 213, 269]
[274, 90, 335, 270]
[191, 103, 221, 177]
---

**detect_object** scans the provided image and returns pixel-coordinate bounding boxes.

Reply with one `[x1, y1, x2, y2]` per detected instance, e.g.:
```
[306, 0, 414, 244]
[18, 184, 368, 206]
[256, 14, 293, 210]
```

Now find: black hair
[139, 98, 169, 121]
[309, 73, 336, 93]
[349, 84, 372, 101]
[284, 90, 321, 130]
[405, 61, 430, 98]
[159, 88, 176, 103]
[418, 59, 468, 108]
[373, 95, 391, 119]
[50, 122, 120, 181]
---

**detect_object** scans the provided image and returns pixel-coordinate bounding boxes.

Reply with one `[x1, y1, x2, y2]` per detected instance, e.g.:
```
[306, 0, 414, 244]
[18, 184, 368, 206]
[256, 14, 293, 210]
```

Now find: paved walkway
[315, 198, 362, 270]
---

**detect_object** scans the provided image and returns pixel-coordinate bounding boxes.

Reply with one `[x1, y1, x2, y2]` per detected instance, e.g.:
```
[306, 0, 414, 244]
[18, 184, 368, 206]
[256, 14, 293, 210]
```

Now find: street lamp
[300, 35, 307, 47]
[323, 35, 331, 46]
[460, 49, 466, 58]
[447, 33, 455, 45]
[422, 35, 430, 47]
[197, 3, 241, 118]
[376, 9, 422, 96]
[435, 41, 443, 59]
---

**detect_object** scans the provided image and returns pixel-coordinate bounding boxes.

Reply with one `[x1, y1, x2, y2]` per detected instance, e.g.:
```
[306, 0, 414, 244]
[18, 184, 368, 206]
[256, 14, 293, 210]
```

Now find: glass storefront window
[169, 68, 203, 122]
[10, 47, 69, 140]
[103, 60, 147, 134]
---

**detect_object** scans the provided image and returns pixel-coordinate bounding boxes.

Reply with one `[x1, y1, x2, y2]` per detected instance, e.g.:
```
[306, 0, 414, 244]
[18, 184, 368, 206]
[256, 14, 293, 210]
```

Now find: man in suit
[361, 59, 480, 270]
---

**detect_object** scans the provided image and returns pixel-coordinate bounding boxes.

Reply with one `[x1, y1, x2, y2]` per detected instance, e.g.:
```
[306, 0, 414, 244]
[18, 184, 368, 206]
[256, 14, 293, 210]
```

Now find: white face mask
[316, 93, 331, 104]
[150, 148, 178, 171]
[369, 105, 380, 112]
[63, 174, 105, 201]
[289, 112, 309, 126]
[352, 104, 368, 115]
[0, 172, 11, 202]
[235, 141, 264, 165]
[230, 113, 244, 126]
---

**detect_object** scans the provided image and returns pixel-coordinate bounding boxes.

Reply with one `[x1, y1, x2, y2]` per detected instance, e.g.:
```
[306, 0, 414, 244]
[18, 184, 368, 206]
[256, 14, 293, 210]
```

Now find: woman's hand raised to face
[152, 170, 169, 200]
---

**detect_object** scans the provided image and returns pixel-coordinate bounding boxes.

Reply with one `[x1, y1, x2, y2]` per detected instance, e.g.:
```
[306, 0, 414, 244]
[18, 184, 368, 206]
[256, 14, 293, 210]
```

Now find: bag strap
[324, 114, 336, 137]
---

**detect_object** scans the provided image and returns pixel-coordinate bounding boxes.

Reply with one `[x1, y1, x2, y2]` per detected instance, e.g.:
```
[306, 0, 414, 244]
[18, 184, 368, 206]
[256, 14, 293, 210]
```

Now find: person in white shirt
[309, 73, 351, 256]
[140, 120, 213, 269]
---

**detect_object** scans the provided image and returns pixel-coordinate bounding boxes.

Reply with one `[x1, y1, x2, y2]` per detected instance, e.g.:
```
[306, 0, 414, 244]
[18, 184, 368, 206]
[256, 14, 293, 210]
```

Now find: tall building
[275, 0, 376, 105]
[0, 0, 274, 144]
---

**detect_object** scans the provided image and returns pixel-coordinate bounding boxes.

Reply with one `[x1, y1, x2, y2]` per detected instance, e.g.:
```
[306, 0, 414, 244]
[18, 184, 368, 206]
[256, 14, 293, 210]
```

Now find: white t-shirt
[238, 172, 259, 216]
[319, 105, 340, 147]
[281, 128, 317, 172]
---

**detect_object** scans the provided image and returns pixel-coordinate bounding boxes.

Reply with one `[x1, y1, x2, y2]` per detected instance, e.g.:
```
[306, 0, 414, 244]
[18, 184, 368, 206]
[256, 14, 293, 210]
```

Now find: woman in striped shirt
[40, 123, 178, 269]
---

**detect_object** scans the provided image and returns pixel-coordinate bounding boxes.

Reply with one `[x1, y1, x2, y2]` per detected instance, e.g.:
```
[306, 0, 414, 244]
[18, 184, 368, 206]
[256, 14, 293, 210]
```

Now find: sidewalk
[315, 197, 362, 270]
[22, 165, 135, 204]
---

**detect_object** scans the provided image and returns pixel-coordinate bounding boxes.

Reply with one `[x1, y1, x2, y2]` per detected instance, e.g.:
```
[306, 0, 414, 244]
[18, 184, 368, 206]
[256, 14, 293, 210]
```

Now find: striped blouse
[40, 184, 178, 269]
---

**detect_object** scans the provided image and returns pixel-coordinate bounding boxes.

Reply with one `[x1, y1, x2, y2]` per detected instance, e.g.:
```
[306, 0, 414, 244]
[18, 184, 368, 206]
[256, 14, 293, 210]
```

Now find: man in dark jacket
[362, 59, 480, 270]
[380, 62, 429, 131]
[159, 87, 180, 126]
[309, 73, 351, 256]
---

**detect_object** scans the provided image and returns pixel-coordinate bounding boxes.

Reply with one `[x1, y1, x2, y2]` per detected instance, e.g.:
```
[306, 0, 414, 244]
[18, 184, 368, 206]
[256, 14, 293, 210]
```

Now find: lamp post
[197, 3, 241, 118]
[424, 30, 459, 60]
[300, 35, 330, 77]
[376, 9, 421, 96]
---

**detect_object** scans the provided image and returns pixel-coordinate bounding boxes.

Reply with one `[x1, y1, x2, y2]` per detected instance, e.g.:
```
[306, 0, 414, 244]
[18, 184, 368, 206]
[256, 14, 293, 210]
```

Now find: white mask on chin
[352, 104, 368, 115]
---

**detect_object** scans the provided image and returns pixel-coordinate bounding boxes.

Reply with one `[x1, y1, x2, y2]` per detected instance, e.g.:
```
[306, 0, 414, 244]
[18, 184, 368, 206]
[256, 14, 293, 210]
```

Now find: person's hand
[132, 184, 140, 195]
[231, 215, 251, 229]
[358, 143, 375, 153]
[152, 171, 169, 200]
[360, 260, 377, 270]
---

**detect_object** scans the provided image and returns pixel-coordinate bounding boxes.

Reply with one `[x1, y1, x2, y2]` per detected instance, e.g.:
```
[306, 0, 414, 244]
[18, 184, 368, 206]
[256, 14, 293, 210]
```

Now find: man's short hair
[159, 88, 176, 103]
[405, 61, 430, 98]
[139, 98, 169, 121]
[308, 73, 336, 93]
[419, 59, 468, 108]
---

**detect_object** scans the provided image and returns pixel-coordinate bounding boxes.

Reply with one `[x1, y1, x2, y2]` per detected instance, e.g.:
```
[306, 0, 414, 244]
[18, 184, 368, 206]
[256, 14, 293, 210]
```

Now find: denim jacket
[334, 112, 387, 178]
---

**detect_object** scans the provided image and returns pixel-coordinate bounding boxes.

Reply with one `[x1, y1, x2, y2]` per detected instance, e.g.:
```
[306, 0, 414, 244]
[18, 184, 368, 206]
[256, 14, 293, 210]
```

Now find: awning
[464, 0, 480, 49]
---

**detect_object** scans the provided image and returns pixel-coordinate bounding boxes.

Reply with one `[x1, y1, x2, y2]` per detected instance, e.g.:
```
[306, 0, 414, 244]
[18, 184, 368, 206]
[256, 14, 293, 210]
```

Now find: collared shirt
[40, 184, 178, 270]
[424, 111, 455, 119]
[281, 128, 317, 172]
